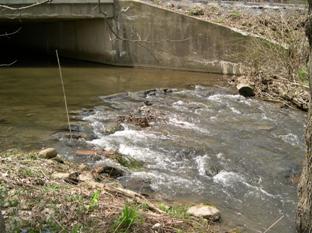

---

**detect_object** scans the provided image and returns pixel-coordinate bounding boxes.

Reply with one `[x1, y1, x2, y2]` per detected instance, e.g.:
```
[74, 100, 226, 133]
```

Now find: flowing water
[0, 60, 225, 150]
[67, 86, 305, 233]
[0, 60, 306, 233]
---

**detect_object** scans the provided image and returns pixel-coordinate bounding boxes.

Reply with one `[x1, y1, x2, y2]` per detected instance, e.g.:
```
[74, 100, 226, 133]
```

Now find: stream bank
[0, 149, 222, 233]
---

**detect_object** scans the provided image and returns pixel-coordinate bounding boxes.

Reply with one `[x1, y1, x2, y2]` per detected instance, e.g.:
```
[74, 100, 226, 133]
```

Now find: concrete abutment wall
[1, 0, 259, 74]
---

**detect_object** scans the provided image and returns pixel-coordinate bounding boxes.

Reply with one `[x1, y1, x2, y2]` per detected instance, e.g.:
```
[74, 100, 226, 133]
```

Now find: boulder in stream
[39, 148, 57, 159]
[187, 204, 221, 221]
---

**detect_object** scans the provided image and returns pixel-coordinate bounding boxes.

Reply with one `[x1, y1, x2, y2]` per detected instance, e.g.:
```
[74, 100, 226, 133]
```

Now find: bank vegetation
[0, 149, 226, 233]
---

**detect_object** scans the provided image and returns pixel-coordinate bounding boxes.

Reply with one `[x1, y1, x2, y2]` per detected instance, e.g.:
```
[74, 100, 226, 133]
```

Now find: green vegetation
[87, 190, 101, 210]
[298, 65, 309, 84]
[188, 6, 205, 16]
[159, 203, 190, 219]
[112, 204, 140, 233]
[229, 10, 241, 18]
[113, 153, 144, 171]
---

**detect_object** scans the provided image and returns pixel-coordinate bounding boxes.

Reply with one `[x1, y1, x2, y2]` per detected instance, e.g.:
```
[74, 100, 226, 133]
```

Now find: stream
[0, 60, 306, 233]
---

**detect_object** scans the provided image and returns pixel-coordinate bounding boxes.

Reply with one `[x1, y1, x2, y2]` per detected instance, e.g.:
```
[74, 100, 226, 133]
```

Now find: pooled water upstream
[70, 85, 305, 233]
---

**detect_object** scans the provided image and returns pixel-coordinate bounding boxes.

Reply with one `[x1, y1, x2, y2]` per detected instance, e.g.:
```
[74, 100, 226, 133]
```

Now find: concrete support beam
[0, 0, 114, 20]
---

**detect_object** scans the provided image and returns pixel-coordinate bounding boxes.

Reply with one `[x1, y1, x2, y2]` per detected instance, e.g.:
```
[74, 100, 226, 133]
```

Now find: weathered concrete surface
[114, 0, 250, 74]
[4, 0, 267, 74]
[0, 0, 114, 19]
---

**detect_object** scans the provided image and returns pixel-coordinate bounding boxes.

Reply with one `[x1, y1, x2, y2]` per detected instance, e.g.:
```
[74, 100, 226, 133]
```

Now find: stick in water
[55, 50, 72, 141]
[262, 215, 284, 233]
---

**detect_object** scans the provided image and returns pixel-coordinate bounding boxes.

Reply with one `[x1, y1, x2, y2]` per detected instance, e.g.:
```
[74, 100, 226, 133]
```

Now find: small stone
[152, 223, 161, 229]
[52, 172, 70, 179]
[52, 155, 64, 164]
[166, 2, 175, 8]
[78, 164, 88, 171]
[187, 204, 221, 221]
[39, 148, 57, 159]
[78, 171, 93, 182]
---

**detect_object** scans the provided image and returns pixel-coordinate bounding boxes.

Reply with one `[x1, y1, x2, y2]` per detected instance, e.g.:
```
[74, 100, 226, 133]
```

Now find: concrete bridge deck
[0, 0, 114, 20]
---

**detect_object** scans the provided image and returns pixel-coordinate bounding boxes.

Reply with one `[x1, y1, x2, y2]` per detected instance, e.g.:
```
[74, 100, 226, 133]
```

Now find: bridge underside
[0, 0, 258, 75]
[0, 19, 116, 66]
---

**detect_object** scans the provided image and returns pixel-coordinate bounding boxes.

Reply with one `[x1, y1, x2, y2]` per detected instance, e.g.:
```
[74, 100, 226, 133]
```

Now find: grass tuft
[112, 204, 140, 233]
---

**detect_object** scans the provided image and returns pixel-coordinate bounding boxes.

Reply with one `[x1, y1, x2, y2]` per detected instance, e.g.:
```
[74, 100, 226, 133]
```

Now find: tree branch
[0, 0, 52, 11]
[0, 60, 17, 67]
[0, 27, 22, 37]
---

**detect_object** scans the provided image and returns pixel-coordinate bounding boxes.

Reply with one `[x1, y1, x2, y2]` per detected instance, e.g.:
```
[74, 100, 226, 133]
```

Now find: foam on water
[169, 116, 210, 134]
[194, 155, 210, 176]
[213, 171, 246, 187]
[72, 86, 305, 233]
[278, 133, 300, 146]
[213, 171, 276, 198]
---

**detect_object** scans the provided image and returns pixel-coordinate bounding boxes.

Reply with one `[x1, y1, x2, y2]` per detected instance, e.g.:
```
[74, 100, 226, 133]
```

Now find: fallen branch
[262, 215, 284, 233]
[0, 60, 17, 67]
[0, 0, 52, 11]
[0, 27, 22, 37]
[104, 185, 165, 214]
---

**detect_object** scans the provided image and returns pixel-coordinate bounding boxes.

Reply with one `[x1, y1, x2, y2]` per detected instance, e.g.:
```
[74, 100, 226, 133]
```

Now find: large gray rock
[187, 204, 221, 221]
[39, 148, 57, 159]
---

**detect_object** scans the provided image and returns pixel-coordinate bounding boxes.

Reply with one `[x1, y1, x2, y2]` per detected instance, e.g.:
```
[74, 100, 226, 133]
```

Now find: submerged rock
[187, 204, 221, 221]
[39, 148, 57, 159]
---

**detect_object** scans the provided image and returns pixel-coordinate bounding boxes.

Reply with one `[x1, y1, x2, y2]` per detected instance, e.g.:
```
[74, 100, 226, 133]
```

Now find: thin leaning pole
[55, 49, 72, 141]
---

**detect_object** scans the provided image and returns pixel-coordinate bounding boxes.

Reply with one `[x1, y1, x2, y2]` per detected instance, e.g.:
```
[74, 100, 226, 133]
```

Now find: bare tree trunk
[0, 211, 5, 233]
[297, 7, 312, 233]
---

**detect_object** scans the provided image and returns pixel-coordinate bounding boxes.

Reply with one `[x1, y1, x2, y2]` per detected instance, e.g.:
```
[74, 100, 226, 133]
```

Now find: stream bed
[0, 61, 306, 233]
[60, 86, 305, 233]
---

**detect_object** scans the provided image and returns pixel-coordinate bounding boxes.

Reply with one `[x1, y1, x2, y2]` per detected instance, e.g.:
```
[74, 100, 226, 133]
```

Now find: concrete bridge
[0, 0, 264, 74]
[0, 0, 114, 19]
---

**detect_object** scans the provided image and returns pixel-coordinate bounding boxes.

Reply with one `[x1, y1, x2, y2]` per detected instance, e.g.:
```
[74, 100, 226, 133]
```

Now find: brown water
[0, 60, 227, 151]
